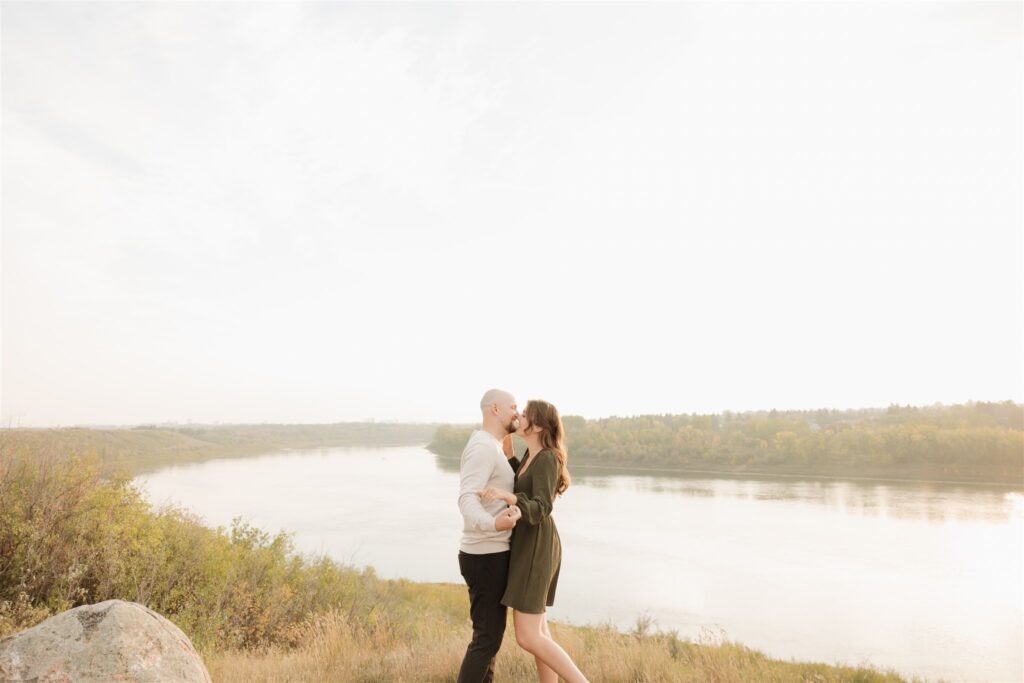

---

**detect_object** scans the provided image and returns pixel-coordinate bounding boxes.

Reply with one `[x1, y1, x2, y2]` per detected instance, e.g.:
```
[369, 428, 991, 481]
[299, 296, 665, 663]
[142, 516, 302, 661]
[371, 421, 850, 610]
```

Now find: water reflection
[136, 447, 1023, 683]
[317, 452, 1018, 526]
[567, 468, 1017, 524]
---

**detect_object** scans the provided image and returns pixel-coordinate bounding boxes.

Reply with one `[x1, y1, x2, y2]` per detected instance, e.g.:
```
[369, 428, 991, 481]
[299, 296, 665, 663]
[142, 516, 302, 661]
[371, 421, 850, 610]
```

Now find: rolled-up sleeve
[458, 442, 497, 532]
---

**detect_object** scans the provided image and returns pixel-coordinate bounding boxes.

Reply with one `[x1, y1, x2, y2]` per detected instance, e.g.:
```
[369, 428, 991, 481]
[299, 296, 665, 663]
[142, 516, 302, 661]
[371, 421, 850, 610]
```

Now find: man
[457, 388, 523, 683]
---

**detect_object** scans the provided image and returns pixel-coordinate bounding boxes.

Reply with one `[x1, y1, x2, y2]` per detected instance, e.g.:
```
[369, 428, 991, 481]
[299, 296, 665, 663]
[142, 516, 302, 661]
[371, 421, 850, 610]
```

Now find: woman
[480, 399, 588, 683]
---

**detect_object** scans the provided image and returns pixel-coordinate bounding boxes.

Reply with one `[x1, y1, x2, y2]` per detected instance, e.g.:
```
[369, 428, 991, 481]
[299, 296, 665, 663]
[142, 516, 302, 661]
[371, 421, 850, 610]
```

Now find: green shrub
[0, 437, 381, 650]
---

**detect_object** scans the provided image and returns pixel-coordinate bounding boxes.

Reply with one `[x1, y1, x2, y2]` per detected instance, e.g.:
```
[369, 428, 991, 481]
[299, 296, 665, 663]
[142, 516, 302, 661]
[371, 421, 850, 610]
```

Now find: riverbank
[430, 401, 1024, 487]
[6, 404, 1021, 488]
[1, 422, 437, 476]
[0, 433, 928, 682]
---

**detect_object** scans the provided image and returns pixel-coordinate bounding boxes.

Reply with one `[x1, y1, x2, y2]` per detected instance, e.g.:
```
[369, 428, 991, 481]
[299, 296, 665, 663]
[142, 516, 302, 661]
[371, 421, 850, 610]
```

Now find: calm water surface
[133, 446, 1023, 683]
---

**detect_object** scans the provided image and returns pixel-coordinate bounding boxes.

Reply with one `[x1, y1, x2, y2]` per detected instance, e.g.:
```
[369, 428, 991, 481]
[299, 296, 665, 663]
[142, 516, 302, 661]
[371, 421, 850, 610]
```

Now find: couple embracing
[456, 389, 589, 683]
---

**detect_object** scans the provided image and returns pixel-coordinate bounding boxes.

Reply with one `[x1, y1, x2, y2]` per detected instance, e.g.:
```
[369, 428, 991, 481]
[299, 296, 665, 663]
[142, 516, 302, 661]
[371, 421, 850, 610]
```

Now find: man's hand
[494, 505, 521, 531]
[502, 433, 515, 459]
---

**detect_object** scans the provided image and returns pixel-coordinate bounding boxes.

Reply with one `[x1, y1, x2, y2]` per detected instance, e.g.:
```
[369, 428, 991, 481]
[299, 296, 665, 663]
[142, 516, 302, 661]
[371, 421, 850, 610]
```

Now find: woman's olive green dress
[500, 449, 562, 614]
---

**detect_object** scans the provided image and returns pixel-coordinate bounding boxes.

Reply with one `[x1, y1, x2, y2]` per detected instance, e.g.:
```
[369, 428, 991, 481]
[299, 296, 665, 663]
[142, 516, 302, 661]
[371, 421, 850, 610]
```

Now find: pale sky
[2, 1, 1021, 427]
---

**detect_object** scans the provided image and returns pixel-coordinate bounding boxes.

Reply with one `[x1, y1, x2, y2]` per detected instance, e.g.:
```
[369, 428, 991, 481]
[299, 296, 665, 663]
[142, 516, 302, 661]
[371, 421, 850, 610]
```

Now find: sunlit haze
[2, 2, 1021, 426]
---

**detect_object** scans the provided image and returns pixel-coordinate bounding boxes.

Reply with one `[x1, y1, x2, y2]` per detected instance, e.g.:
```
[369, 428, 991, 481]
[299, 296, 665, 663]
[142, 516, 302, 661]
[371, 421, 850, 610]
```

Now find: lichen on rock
[0, 599, 212, 683]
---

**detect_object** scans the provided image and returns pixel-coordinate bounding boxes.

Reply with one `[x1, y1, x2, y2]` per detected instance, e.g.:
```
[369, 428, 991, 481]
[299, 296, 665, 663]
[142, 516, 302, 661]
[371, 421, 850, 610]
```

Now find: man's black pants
[457, 550, 510, 683]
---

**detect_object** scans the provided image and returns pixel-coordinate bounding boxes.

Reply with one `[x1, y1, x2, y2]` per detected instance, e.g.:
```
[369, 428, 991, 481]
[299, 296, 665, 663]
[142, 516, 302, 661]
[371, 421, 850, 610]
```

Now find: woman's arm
[515, 452, 558, 526]
[479, 487, 518, 507]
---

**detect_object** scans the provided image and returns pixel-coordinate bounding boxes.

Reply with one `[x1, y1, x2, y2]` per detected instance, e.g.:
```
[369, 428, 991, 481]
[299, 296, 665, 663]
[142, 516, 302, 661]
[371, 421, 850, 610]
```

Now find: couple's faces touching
[506, 403, 541, 439]
[489, 394, 540, 438]
[501, 400, 520, 435]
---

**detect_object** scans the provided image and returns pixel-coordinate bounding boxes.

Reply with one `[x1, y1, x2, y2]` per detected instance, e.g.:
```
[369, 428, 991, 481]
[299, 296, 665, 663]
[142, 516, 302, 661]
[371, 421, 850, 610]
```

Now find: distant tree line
[428, 401, 1023, 484]
[2, 422, 438, 477]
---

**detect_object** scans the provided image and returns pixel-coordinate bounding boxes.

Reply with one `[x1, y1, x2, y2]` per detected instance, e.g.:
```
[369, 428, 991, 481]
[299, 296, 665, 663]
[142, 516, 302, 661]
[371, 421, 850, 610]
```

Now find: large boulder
[0, 599, 212, 682]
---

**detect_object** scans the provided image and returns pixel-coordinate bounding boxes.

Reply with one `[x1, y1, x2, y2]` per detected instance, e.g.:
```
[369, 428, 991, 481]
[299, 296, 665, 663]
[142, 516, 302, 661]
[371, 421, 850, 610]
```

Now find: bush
[0, 436, 381, 650]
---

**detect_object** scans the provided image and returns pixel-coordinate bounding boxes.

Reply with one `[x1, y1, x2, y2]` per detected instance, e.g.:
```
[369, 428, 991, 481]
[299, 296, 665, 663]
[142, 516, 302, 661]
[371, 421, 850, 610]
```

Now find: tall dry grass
[204, 607, 918, 683]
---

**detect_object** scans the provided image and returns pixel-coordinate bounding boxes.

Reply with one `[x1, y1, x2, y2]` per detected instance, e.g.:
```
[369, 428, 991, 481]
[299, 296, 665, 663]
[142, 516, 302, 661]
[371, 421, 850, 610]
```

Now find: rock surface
[0, 599, 213, 682]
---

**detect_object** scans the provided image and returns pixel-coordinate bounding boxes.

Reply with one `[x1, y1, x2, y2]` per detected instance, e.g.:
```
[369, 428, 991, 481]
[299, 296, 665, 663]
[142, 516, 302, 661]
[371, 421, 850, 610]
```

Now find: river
[132, 445, 1023, 682]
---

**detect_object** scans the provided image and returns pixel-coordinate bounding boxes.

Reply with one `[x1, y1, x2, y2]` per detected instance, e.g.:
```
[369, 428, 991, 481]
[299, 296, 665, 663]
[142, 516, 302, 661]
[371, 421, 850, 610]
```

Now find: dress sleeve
[515, 451, 558, 526]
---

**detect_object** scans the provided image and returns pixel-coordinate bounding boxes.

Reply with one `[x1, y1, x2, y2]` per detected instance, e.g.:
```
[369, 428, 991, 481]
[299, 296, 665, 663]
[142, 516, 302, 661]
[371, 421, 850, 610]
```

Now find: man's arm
[458, 442, 500, 532]
[495, 505, 521, 530]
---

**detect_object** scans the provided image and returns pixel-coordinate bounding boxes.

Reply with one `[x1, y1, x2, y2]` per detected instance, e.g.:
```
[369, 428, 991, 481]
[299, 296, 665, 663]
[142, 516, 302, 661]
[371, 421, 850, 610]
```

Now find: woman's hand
[478, 487, 517, 507]
[502, 433, 515, 459]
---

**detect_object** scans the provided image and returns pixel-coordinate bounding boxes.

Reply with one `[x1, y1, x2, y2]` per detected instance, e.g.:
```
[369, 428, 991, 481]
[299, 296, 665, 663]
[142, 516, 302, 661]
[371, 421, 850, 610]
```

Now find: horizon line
[3, 398, 1021, 431]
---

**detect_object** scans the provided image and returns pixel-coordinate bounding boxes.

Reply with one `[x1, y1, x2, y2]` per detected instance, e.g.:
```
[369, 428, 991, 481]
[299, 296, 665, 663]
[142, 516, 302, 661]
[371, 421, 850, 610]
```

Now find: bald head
[479, 388, 519, 437]
[480, 388, 515, 412]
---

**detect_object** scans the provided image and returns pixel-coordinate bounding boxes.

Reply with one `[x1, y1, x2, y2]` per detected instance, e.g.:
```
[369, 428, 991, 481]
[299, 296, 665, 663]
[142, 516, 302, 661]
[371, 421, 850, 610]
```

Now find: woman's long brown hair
[524, 400, 570, 496]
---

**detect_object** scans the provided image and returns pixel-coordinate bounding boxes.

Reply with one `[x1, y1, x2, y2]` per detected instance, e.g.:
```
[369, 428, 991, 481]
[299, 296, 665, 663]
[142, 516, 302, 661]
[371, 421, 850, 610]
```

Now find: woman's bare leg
[534, 614, 558, 683]
[513, 610, 588, 683]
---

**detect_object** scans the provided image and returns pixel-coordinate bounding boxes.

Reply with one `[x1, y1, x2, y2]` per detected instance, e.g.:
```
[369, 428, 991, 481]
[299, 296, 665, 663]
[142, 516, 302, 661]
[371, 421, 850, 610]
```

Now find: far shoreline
[4, 399, 1021, 487]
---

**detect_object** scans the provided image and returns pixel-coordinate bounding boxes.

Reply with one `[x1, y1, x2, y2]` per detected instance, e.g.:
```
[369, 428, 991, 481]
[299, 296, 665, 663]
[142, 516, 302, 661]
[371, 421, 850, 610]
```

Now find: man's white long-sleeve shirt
[458, 429, 515, 554]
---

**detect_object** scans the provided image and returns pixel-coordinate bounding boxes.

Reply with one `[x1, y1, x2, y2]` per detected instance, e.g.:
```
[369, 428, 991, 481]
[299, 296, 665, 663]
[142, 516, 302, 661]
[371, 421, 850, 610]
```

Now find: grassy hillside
[204, 604, 915, 682]
[0, 431, 926, 682]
